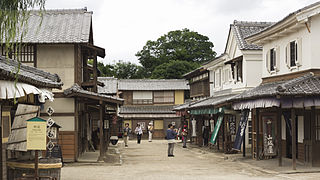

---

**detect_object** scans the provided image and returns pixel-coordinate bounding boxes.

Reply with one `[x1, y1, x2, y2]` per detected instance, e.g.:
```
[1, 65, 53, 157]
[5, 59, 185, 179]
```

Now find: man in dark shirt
[166, 124, 177, 157]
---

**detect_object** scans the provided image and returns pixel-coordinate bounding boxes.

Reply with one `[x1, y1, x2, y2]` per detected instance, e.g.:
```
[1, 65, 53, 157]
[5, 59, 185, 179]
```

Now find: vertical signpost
[26, 117, 47, 180]
[46, 107, 56, 154]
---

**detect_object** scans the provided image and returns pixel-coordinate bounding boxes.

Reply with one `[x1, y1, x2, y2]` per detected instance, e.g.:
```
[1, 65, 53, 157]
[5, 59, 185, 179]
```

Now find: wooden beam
[291, 108, 297, 170]
[98, 103, 105, 162]
[311, 106, 315, 166]
[92, 52, 98, 93]
[256, 109, 260, 161]
[0, 104, 2, 179]
[277, 108, 282, 166]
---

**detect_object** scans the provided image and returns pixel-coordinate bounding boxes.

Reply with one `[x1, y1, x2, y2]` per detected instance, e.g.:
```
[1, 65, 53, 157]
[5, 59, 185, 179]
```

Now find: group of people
[123, 122, 188, 158]
[122, 122, 154, 147]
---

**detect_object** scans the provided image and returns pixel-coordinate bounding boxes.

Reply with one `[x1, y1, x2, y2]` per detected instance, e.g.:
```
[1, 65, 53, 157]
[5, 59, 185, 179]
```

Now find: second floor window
[133, 91, 153, 104]
[290, 41, 297, 67]
[270, 48, 276, 71]
[154, 91, 174, 103]
[1, 44, 36, 63]
[286, 38, 301, 68]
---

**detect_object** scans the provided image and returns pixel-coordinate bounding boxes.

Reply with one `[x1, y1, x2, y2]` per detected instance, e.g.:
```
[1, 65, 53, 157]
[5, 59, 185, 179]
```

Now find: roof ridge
[233, 20, 274, 27]
[30, 8, 92, 14]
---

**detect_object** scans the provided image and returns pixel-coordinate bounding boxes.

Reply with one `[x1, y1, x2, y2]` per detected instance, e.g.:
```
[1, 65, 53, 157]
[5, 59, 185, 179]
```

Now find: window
[154, 91, 174, 103]
[316, 115, 320, 141]
[0, 44, 36, 63]
[270, 48, 276, 71]
[286, 38, 302, 68]
[132, 91, 153, 104]
[223, 69, 230, 83]
[215, 69, 221, 87]
[235, 61, 242, 82]
[290, 41, 297, 67]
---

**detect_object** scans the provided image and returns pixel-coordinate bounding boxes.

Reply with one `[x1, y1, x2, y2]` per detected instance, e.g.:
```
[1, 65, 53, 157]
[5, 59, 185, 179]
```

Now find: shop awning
[0, 80, 54, 102]
[190, 107, 224, 115]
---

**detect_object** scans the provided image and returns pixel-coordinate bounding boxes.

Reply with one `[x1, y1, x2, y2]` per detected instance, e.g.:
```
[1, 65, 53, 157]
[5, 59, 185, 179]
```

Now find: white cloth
[167, 139, 175, 144]
[135, 127, 143, 135]
[148, 131, 153, 141]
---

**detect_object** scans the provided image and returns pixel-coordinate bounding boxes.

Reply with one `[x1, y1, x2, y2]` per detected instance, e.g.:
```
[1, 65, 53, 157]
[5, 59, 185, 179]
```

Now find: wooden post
[311, 106, 315, 166]
[92, 52, 98, 93]
[256, 109, 260, 160]
[291, 108, 297, 170]
[243, 130, 246, 157]
[98, 102, 105, 162]
[0, 104, 2, 179]
[35, 150, 39, 180]
[277, 108, 282, 166]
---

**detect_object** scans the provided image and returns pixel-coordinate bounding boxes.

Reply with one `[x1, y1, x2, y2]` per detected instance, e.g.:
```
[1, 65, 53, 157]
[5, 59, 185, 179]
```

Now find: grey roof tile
[64, 84, 123, 103]
[118, 79, 189, 91]
[0, 55, 63, 88]
[231, 73, 320, 101]
[9, 9, 92, 43]
[189, 94, 237, 109]
[231, 20, 274, 50]
[120, 105, 176, 114]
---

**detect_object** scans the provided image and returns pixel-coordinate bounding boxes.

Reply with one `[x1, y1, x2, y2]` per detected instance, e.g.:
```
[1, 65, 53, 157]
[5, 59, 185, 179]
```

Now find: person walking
[182, 125, 188, 148]
[135, 123, 143, 144]
[166, 124, 177, 157]
[123, 123, 131, 147]
[147, 122, 154, 142]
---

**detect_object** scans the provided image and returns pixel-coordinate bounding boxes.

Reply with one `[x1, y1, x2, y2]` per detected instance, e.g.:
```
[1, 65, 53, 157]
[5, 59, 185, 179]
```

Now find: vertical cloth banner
[282, 111, 292, 136]
[210, 115, 223, 144]
[233, 109, 250, 151]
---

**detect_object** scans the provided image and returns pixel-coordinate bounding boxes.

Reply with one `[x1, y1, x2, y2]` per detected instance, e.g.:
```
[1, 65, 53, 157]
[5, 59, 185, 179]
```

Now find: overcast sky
[45, 0, 319, 65]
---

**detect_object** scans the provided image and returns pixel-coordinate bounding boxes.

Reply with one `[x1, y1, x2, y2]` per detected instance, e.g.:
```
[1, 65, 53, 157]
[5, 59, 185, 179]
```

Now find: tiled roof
[64, 84, 123, 104]
[189, 94, 237, 109]
[120, 105, 176, 114]
[231, 20, 274, 50]
[9, 9, 92, 43]
[231, 73, 320, 101]
[246, 1, 320, 40]
[118, 79, 189, 91]
[0, 55, 63, 88]
[98, 77, 118, 94]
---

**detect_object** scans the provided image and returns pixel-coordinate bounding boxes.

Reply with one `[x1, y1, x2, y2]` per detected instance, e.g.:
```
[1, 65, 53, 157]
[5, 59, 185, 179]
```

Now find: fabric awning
[0, 80, 54, 102]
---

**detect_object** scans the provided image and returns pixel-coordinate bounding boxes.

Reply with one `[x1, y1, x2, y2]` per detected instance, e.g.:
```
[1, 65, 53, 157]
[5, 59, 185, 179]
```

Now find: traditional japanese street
[61, 140, 320, 180]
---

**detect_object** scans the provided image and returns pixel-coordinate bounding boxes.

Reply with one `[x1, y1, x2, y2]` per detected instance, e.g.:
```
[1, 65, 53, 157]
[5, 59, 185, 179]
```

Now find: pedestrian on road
[182, 125, 188, 148]
[123, 123, 131, 147]
[166, 123, 177, 157]
[135, 123, 143, 144]
[147, 122, 154, 142]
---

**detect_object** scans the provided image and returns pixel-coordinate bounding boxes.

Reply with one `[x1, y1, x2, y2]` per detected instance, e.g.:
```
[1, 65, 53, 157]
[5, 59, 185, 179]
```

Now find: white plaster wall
[298, 116, 304, 143]
[41, 98, 75, 113]
[261, 15, 320, 78]
[243, 52, 263, 87]
[49, 116, 75, 131]
[37, 44, 75, 91]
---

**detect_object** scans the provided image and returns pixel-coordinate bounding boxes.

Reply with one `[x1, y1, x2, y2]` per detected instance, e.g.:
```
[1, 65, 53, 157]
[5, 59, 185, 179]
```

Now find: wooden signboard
[27, 117, 47, 150]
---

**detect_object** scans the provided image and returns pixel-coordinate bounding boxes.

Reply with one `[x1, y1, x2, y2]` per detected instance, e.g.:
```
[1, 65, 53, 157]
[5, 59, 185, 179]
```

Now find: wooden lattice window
[0, 44, 36, 63]
[154, 91, 174, 104]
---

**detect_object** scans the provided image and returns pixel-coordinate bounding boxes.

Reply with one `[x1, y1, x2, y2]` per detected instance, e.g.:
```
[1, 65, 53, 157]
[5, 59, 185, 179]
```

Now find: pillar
[98, 101, 105, 162]
[256, 109, 259, 161]
[291, 108, 296, 170]
[277, 108, 282, 166]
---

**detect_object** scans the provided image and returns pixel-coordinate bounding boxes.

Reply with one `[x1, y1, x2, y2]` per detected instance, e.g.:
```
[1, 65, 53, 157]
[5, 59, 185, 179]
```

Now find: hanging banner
[210, 115, 223, 144]
[233, 109, 249, 151]
[262, 115, 277, 156]
[282, 111, 292, 136]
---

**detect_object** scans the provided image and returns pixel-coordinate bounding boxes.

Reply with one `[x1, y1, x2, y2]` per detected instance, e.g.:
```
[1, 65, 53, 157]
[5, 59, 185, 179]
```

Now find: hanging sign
[46, 106, 54, 116]
[210, 115, 223, 144]
[262, 115, 276, 156]
[27, 117, 47, 150]
[229, 116, 236, 135]
[233, 110, 249, 151]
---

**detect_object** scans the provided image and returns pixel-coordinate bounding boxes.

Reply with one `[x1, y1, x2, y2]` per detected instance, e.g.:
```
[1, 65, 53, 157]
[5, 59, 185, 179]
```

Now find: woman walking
[135, 123, 143, 144]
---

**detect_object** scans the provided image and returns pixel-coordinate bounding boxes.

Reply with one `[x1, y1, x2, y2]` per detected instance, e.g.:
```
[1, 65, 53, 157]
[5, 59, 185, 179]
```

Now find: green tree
[113, 61, 147, 79]
[97, 62, 115, 77]
[136, 28, 216, 75]
[151, 60, 200, 79]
